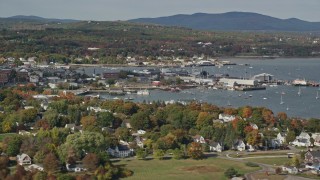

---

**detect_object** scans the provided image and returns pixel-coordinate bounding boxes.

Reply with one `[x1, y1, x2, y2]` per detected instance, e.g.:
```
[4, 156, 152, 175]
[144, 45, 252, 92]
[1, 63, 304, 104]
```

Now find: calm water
[80, 58, 320, 119]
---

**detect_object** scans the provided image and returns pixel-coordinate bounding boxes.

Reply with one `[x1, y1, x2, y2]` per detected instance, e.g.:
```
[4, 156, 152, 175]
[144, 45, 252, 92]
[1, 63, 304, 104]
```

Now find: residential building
[218, 114, 236, 123]
[17, 153, 32, 165]
[305, 151, 320, 164]
[208, 141, 223, 152]
[193, 135, 206, 144]
[282, 166, 298, 174]
[107, 141, 133, 158]
[292, 132, 311, 147]
[277, 132, 287, 145]
[0, 69, 13, 85]
[233, 140, 246, 151]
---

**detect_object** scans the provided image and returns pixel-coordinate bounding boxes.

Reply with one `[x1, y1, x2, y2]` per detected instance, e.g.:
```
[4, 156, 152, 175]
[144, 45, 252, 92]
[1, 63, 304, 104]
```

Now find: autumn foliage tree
[242, 106, 253, 119]
[81, 115, 97, 131]
[83, 153, 100, 171]
[188, 142, 203, 160]
[246, 130, 261, 146]
[43, 153, 60, 173]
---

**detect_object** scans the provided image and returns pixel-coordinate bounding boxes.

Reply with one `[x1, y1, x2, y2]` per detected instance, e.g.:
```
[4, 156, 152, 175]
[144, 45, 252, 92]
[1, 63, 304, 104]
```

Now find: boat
[124, 97, 134, 100]
[227, 100, 231, 106]
[280, 94, 284, 105]
[286, 105, 289, 111]
[263, 97, 267, 100]
[137, 89, 150, 95]
[292, 79, 307, 86]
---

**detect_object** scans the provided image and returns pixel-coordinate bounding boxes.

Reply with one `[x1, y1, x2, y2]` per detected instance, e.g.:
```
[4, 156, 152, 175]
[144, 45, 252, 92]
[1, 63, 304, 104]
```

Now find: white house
[277, 132, 287, 145]
[26, 164, 43, 171]
[87, 106, 110, 113]
[66, 163, 86, 172]
[250, 123, 258, 130]
[137, 130, 146, 135]
[29, 75, 39, 83]
[282, 166, 298, 174]
[233, 140, 246, 151]
[65, 124, 83, 133]
[135, 136, 145, 148]
[107, 145, 133, 158]
[209, 141, 223, 152]
[17, 153, 31, 165]
[292, 132, 311, 147]
[314, 135, 320, 147]
[218, 114, 236, 123]
[193, 135, 206, 144]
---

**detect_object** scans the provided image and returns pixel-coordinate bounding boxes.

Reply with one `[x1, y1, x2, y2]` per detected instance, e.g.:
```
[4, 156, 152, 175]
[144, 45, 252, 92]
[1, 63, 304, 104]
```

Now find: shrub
[245, 162, 259, 167]
[224, 167, 238, 178]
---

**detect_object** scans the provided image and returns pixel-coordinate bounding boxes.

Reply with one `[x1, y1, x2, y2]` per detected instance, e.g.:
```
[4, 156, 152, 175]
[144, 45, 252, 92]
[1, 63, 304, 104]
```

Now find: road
[223, 151, 315, 180]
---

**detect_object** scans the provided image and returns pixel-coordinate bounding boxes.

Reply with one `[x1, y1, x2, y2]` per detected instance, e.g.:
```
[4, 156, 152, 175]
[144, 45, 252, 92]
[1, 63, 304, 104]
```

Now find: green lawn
[247, 157, 290, 166]
[228, 152, 292, 158]
[251, 172, 286, 180]
[114, 158, 260, 180]
[0, 133, 15, 142]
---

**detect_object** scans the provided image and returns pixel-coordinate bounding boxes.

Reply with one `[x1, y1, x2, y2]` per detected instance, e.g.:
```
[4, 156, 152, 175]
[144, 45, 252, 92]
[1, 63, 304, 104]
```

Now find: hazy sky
[0, 0, 319, 22]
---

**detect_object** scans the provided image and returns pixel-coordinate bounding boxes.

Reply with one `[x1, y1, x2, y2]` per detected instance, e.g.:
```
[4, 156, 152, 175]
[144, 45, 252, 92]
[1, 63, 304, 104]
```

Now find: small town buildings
[107, 141, 134, 158]
[218, 114, 236, 123]
[0, 69, 13, 85]
[137, 130, 146, 135]
[65, 124, 83, 133]
[305, 151, 320, 164]
[282, 166, 298, 174]
[29, 75, 40, 83]
[250, 123, 258, 130]
[251, 73, 274, 82]
[193, 135, 206, 144]
[233, 140, 246, 151]
[314, 135, 320, 147]
[87, 106, 110, 113]
[135, 136, 145, 148]
[66, 163, 86, 172]
[277, 132, 287, 145]
[17, 153, 32, 165]
[292, 132, 311, 147]
[208, 141, 223, 152]
[219, 78, 258, 88]
[26, 164, 44, 172]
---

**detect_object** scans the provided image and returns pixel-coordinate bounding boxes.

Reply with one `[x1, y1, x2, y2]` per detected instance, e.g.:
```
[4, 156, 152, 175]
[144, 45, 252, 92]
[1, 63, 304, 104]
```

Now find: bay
[80, 58, 320, 119]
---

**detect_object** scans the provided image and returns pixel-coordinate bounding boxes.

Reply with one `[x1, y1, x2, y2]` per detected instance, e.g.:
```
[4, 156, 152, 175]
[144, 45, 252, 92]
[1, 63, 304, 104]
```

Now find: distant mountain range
[129, 12, 320, 32]
[2, 15, 78, 23]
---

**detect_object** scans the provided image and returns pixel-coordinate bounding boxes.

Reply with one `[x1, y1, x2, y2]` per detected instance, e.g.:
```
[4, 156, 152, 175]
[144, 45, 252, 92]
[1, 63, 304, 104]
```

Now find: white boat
[263, 97, 267, 100]
[137, 89, 150, 95]
[227, 100, 231, 106]
[293, 79, 307, 86]
[286, 105, 289, 111]
[280, 94, 284, 105]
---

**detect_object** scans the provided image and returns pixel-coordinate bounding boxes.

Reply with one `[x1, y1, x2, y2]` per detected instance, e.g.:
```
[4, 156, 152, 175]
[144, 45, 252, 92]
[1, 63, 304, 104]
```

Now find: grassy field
[251, 172, 286, 180]
[0, 133, 15, 142]
[114, 158, 260, 180]
[246, 157, 290, 166]
[228, 152, 292, 158]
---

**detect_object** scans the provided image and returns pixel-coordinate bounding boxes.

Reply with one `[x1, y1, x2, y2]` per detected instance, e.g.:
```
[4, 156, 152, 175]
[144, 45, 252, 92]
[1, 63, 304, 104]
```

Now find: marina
[79, 58, 320, 119]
